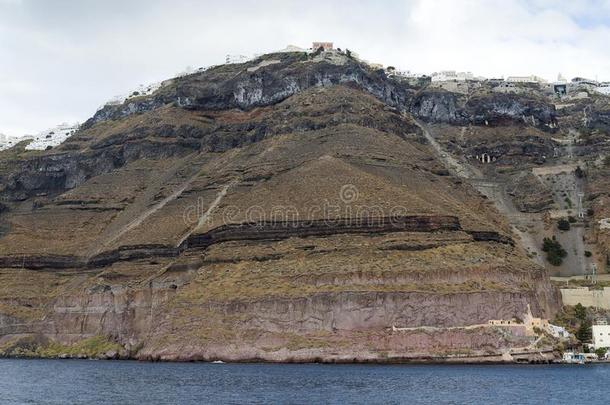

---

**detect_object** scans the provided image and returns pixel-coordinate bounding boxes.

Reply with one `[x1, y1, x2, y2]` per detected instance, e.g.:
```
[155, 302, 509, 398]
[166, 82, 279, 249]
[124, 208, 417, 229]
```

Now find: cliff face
[84, 52, 416, 128]
[0, 50, 564, 362]
[410, 90, 557, 130]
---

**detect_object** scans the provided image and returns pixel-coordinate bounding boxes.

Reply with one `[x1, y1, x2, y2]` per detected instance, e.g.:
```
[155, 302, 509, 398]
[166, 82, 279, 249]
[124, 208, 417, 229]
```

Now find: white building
[311, 42, 333, 51]
[506, 75, 547, 84]
[592, 323, 610, 349]
[277, 45, 309, 53]
[548, 324, 570, 338]
[225, 54, 251, 64]
[431, 71, 477, 82]
[596, 84, 610, 95]
[562, 352, 585, 364]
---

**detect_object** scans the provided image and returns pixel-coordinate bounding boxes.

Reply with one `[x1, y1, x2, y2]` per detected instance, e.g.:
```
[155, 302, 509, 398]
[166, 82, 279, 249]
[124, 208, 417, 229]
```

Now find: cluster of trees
[557, 216, 578, 231]
[574, 303, 592, 344]
[542, 236, 568, 266]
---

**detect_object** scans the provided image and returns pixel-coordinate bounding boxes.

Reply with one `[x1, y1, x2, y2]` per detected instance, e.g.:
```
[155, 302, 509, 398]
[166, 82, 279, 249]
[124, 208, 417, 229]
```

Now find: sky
[1, 0, 610, 137]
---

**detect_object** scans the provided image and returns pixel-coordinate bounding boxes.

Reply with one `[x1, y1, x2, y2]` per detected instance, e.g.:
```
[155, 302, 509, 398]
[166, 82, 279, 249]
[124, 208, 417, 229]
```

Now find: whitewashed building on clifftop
[0, 133, 34, 151]
[431, 71, 484, 82]
[506, 75, 547, 84]
[595, 83, 610, 95]
[226, 54, 250, 64]
[311, 42, 333, 51]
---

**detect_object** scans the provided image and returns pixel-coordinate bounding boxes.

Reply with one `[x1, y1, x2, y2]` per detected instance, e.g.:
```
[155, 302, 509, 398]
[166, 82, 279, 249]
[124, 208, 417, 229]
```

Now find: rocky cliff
[0, 50, 568, 362]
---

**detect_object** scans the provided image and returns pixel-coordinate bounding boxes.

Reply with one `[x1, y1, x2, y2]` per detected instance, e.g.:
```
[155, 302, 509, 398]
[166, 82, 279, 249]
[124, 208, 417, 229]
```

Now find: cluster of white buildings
[24, 122, 80, 151]
[487, 304, 570, 339]
[566, 320, 610, 363]
[422, 68, 610, 97]
[0, 123, 80, 152]
[103, 81, 164, 108]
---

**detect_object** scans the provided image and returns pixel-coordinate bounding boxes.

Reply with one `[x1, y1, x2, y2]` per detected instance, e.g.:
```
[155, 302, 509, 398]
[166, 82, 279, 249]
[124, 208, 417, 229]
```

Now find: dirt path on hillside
[414, 120, 545, 264]
[87, 153, 206, 257]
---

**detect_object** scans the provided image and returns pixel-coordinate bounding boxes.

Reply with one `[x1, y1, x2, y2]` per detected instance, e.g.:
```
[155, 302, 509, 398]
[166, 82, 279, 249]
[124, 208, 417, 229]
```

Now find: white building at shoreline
[593, 321, 610, 350]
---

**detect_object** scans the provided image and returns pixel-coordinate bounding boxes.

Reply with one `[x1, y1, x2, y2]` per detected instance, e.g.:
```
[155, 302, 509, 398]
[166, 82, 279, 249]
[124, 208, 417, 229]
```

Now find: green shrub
[543, 237, 568, 266]
[558, 219, 571, 231]
[574, 303, 587, 321]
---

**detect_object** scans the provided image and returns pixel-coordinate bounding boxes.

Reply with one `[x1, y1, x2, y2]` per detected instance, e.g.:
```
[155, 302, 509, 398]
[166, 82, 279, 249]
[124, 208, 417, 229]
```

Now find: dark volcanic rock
[409, 90, 468, 124]
[410, 90, 557, 131]
[83, 53, 418, 129]
[2, 141, 194, 201]
[465, 93, 556, 130]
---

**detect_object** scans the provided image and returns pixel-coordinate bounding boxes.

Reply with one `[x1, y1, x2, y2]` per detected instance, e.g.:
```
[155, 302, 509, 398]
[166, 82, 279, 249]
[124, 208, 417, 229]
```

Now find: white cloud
[0, 0, 609, 136]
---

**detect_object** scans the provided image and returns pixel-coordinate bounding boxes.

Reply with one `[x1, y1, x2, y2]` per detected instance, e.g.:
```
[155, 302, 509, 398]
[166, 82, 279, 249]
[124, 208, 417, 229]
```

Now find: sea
[0, 359, 607, 404]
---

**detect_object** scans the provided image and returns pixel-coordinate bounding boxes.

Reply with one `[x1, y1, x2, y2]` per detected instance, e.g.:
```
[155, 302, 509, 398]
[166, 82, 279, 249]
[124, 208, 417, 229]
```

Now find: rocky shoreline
[1, 350, 559, 365]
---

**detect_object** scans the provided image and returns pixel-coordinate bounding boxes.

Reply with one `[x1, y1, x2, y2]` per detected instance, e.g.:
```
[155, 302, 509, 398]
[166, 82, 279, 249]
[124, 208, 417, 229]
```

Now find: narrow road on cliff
[532, 131, 591, 277]
[414, 120, 481, 180]
[413, 119, 545, 265]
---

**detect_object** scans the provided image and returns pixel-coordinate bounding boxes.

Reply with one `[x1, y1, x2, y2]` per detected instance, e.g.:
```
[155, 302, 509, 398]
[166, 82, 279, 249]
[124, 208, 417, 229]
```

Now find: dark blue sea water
[0, 359, 607, 404]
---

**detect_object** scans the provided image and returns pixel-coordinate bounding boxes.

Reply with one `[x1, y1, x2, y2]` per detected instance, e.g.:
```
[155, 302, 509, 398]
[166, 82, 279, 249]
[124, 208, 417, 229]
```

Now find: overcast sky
[1, 0, 610, 137]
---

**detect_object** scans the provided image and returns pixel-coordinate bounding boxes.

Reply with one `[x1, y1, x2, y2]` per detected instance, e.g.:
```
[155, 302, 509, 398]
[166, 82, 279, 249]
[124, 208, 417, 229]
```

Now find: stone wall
[560, 287, 610, 309]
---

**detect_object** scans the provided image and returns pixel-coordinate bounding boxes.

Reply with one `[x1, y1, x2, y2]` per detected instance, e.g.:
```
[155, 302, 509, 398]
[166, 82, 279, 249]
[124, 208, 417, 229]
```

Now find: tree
[574, 303, 587, 321]
[542, 237, 568, 266]
[576, 320, 592, 343]
[595, 347, 607, 358]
